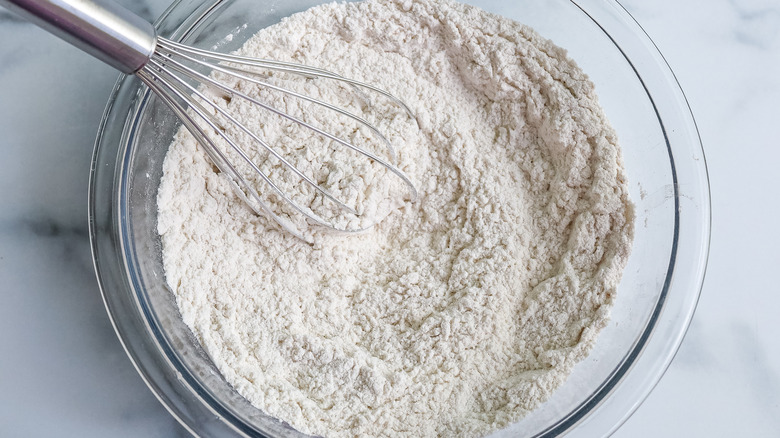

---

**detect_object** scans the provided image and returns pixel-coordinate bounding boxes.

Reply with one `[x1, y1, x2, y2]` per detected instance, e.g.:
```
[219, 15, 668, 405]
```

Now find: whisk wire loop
[138, 36, 418, 236]
[137, 71, 303, 238]
[157, 38, 416, 118]
[156, 43, 398, 163]
[148, 54, 360, 217]
[137, 67, 306, 238]
[154, 41, 417, 201]
[142, 58, 349, 235]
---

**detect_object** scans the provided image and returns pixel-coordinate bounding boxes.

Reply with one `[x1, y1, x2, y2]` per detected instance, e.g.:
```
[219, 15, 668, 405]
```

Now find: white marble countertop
[1, 0, 777, 436]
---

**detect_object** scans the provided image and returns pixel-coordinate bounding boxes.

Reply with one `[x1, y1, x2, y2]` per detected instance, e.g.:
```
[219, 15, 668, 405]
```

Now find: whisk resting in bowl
[1, 0, 417, 238]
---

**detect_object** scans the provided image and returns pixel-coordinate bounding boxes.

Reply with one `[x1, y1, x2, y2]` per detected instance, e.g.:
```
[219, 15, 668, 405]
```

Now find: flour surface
[157, 0, 635, 437]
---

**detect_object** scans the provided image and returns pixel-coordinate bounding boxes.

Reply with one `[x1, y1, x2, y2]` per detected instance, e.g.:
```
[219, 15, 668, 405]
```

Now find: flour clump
[156, 0, 635, 437]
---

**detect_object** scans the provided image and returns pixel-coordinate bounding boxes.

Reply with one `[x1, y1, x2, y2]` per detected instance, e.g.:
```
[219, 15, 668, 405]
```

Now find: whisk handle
[0, 0, 156, 73]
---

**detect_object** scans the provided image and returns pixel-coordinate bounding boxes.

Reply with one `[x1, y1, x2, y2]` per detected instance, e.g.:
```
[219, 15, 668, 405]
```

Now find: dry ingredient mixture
[157, 0, 635, 437]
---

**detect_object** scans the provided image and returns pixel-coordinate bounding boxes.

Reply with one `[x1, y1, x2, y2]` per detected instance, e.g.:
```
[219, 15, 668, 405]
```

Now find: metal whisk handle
[0, 0, 156, 73]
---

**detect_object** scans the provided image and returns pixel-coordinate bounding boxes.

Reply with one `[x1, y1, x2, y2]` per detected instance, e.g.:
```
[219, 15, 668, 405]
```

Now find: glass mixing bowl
[89, 0, 711, 436]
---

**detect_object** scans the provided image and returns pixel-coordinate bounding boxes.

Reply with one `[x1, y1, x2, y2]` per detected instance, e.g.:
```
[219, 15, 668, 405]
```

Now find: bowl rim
[88, 0, 711, 436]
[558, 1, 710, 435]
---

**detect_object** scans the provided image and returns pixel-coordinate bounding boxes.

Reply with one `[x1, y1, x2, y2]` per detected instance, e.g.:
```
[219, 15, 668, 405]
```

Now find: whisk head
[136, 37, 417, 240]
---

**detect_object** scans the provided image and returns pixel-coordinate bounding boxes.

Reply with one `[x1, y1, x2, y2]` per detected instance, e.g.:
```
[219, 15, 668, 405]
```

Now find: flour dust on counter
[156, 0, 634, 437]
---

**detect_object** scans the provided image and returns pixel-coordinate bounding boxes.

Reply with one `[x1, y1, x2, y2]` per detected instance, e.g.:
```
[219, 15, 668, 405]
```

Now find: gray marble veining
[729, 0, 780, 48]
[617, 0, 780, 436]
[0, 0, 185, 435]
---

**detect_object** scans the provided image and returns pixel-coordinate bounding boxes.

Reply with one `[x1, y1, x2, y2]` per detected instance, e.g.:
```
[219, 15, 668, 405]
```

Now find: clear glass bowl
[89, 0, 711, 436]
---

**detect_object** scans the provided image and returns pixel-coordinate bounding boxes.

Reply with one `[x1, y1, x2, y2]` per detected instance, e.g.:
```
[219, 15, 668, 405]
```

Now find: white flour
[156, 0, 635, 437]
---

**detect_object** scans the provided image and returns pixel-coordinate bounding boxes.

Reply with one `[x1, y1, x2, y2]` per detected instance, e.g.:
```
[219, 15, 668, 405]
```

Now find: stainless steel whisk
[1, 0, 417, 237]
